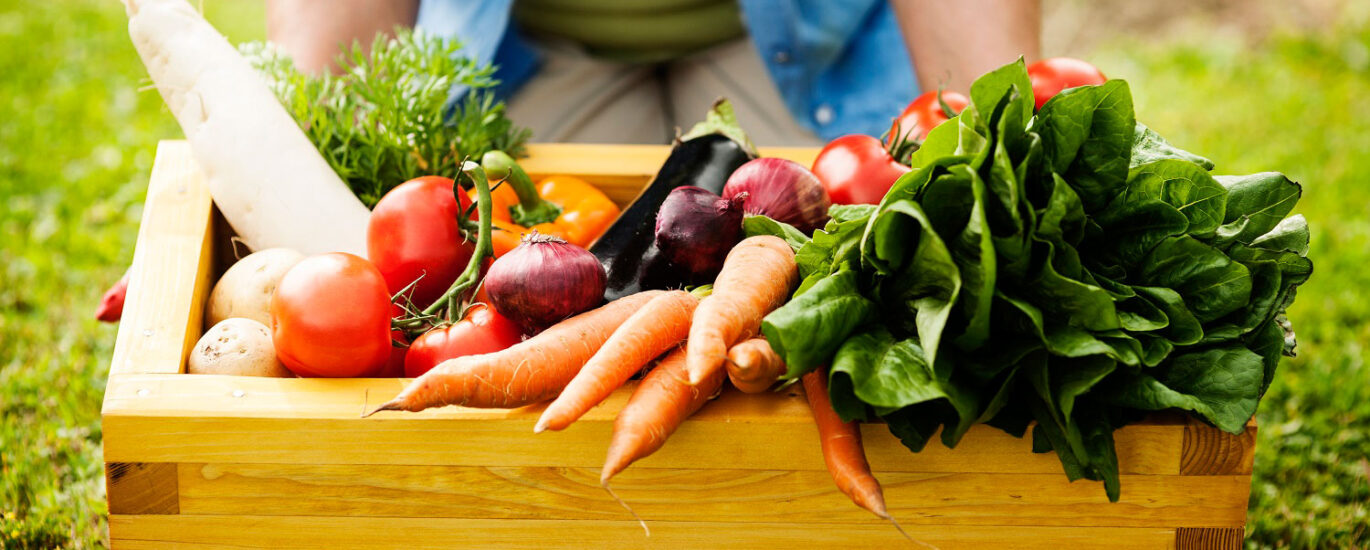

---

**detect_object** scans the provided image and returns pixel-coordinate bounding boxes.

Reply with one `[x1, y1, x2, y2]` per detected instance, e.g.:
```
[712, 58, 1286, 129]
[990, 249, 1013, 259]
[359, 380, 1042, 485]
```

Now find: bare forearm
[266, 0, 419, 74]
[891, 0, 1041, 92]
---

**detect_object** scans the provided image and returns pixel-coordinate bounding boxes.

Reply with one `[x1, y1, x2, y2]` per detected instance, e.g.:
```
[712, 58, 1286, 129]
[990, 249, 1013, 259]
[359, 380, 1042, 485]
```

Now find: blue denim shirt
[416, 0, 918, 140]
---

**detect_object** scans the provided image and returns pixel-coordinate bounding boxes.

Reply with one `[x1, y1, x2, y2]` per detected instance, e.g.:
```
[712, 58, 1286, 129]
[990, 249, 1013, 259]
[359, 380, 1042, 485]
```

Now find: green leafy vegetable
[242, 29, 531, 207]
[750, 59, 1312, 501]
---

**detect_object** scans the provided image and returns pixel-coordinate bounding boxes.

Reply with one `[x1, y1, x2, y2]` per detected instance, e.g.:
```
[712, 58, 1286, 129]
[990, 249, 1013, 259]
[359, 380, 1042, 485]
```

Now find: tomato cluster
[811, 57, 1105, 206]
[269, 176, 526, 378]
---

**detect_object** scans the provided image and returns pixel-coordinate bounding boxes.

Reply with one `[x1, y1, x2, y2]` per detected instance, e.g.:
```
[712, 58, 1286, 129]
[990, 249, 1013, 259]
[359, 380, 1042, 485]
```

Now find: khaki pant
[506, 38, 823, 147]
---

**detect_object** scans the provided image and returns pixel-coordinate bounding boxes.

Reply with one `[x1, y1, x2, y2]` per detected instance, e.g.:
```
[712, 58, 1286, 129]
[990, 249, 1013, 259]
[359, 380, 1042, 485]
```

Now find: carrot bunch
[368, 235, 902, 533]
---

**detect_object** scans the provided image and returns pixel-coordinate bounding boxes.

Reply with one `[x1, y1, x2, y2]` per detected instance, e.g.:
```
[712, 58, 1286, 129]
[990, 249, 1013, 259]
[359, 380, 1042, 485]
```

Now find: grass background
[0, 1, 1365, 547]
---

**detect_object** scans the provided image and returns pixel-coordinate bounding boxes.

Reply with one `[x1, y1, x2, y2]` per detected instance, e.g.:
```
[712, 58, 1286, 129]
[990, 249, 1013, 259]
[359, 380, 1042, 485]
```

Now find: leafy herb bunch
[243, 29, 531, 206]
[749, 60, 1312, 500]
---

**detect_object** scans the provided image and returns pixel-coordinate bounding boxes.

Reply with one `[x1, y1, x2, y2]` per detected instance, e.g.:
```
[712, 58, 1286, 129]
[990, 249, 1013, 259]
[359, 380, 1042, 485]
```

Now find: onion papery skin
[723, 158, 831, 233]
[485, 233, 607, 333]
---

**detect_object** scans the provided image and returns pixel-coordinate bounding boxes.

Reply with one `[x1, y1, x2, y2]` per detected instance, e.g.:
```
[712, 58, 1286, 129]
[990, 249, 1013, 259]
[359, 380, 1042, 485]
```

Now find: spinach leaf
[1130, 123, 1215, 170]
[1036, 80, 1136, 212]
[1091, 194, 1189, 265]
[1251, 214, 1310, 254]
[866, 199, 962, 364]
[1019, 241, 1121, 332]
[968, 58, 1035, 132]
[944, 165, 998, 350]
[882, 405, 942, 452]
[795, 209, 871, 282]
[1213, 172, 1302, 245]
[1125, 159, 1228, 236]
[762, 269, 875, 377]
[831, 329, 943, 409]
[742, 215, 809, 252]
[1137, 236, 1253, 323]
[908, 114, 963, 169]
[1104, 346, 1263, 433]
[1036, 173, 1088, 245]
[1133, 286, 1205, 346]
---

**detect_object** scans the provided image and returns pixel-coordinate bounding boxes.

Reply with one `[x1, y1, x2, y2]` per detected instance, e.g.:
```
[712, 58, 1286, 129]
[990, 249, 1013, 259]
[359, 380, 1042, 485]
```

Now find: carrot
[724, 338, 787, 393]
[535, 290, 699, 433]
[802, 369, 892, 519]
[367, 290, 664, 414]
[602, 344, 726, 483]
[685, 235, 798, 385]
[600, 344, 726, 535]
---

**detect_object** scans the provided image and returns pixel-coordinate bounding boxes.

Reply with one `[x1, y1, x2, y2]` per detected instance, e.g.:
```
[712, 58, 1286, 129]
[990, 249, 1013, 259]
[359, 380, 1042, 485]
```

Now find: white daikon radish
[124, 0, 370, 256]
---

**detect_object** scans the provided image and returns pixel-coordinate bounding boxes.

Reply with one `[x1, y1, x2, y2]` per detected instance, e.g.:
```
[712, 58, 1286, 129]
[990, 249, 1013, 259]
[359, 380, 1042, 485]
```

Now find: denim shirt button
[814, 104, 835, 125]
[773, 50, 791, 64]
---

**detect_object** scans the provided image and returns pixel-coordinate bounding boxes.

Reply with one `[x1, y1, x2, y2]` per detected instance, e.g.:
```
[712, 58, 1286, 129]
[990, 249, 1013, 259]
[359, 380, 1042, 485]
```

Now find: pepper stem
[481, 150, 562, 227]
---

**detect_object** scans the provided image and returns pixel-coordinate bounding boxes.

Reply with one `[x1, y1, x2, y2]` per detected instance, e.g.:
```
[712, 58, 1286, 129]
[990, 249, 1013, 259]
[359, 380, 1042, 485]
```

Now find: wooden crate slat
[106, 140, 213, 377]
[1176, 527, 1245, 549]
[175, 462, 1249, 528]
[1181, 417, 1257, 475]
[103, 375, 1189, 475]
[109, 514, 1180, 549]
[106, 462, 178, 515]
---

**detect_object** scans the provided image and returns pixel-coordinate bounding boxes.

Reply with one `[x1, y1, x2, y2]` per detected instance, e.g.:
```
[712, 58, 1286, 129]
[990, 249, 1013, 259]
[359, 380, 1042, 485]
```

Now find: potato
[188, 318, 292, 377]
[206, 247, 303, 327]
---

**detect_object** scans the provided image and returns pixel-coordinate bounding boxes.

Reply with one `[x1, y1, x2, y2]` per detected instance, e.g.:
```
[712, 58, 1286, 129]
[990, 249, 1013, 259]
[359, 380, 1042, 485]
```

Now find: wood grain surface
[173, 462, 1249, 527]
[109, 514, 1180, 549]
[106, 141, 213, 377]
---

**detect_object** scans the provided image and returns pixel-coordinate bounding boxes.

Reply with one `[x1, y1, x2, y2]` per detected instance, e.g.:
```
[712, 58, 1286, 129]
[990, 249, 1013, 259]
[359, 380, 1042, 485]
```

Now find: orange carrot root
[599, 346, 725, 533]
[801, 369, 889, 519]
[367, 290, 664, 415]
[724, 337, 787, 393]
[601, 345, 726, 483]
[685, 236, 797, 385]
[535, 290, 699, 433]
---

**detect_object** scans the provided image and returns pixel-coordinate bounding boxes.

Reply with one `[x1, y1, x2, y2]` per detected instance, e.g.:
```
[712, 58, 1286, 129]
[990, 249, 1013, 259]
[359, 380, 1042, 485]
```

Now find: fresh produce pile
[121, 2, 1309, 531]
[754, 59, 1312, 500]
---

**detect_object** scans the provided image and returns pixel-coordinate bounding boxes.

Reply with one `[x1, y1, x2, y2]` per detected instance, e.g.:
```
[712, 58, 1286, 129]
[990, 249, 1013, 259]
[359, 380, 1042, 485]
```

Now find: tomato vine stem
[391, 160, 495, 333]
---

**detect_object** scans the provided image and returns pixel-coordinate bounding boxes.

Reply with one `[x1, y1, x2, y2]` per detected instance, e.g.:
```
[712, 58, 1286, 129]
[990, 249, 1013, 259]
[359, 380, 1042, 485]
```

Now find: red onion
[722, 157, 831, 233]
[654, 187, 747, 284]
[485, 233, 606, 332]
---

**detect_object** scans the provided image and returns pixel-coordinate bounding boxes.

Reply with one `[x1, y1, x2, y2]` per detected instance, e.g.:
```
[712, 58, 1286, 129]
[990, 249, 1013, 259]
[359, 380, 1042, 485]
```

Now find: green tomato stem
[481, 150, 563, 226]
[391, 161, 497, 335]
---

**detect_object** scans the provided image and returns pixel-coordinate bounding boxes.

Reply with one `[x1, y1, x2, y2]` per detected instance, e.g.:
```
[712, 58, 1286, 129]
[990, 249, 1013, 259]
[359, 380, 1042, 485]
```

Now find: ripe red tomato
[271, 253, 393, 378]
[404, 304, 525, 377]
[888, 90, 969, 144]
[367, 176, 475, 308]
[1027, 57, 1107, 110]
[811, 135, 912, 205]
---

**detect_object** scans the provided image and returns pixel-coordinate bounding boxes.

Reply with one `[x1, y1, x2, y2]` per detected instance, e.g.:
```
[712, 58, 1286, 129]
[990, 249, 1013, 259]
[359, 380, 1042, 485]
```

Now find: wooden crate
[103, 141, 1256, 549]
